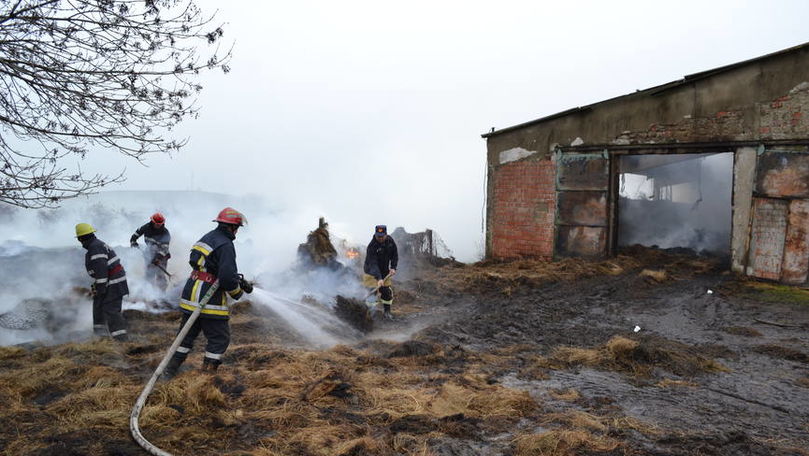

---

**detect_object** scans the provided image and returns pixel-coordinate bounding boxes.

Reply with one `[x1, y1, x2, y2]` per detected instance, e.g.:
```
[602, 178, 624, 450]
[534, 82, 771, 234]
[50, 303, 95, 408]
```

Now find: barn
[482, 43, 809, 284]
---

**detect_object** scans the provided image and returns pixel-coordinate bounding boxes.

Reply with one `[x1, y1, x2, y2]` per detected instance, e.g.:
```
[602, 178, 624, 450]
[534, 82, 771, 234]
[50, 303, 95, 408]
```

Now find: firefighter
[363, 225, 398, 320]
[164, 207, 253, 377]
[75, 223, 129, 341]
[130, 213, 171, 291]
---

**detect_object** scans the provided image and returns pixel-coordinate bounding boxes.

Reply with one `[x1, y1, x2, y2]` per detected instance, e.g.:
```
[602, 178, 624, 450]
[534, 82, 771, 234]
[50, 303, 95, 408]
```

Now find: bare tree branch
[0, 0, 231, 208]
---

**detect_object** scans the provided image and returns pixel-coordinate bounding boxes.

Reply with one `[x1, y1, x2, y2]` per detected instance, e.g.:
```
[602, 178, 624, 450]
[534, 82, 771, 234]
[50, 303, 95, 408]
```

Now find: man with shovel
[164, 207, 253, 377]
[130, 213, 171, 291]
[363, 225, 398, 320]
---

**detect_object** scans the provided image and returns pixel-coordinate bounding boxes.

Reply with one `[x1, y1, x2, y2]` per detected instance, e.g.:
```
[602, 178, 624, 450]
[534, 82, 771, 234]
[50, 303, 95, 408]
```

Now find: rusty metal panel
[557, 191, 608, 226]
[557, 153, 609, 191]
[782, 199, 809, 284]
[748, 198, 788, 280]
[555, 226, 607, 258]
[755, 151, 809, 198]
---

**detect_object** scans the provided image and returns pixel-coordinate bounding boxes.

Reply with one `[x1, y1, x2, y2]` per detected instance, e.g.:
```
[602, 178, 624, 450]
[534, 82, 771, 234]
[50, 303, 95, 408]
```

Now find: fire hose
[130, 280, 220, 456]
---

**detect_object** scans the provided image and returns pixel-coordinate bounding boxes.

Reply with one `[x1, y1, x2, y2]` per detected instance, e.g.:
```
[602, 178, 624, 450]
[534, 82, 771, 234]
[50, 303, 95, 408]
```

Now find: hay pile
[417, 246, 721, 296]
[297, 217, 343, 270]
[539, 335, 728, 378]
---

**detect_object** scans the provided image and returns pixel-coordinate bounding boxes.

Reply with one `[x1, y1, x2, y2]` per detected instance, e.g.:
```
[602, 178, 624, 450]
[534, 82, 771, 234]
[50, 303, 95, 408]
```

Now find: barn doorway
[617, 152, 734, 256]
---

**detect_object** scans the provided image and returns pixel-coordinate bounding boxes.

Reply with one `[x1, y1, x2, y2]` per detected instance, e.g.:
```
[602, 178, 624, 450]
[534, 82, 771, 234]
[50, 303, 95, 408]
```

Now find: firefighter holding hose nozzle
[363, 224, 398, 320]
[163, 207, 253, 377]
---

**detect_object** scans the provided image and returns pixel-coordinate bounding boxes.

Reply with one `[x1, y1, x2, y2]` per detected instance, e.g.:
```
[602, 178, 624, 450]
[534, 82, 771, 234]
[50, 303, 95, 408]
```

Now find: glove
[238, 275, 253, 294]
[129, 234, 139, 248]
[151, 257, 160, 265]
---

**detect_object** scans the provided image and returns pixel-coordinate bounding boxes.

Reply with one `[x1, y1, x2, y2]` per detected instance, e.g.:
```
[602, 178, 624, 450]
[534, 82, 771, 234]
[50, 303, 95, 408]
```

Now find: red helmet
[213, 207, 246, 226]
[151, 212, 165, 224]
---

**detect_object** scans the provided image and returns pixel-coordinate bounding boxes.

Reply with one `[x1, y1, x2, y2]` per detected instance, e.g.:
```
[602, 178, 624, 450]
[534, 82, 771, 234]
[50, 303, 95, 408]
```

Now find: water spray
[249, 287, 354, 346]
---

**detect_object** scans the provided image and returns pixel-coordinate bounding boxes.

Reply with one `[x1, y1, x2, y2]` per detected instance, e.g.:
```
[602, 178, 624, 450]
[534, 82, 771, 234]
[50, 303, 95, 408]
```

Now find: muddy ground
[1, 248, 808, 455]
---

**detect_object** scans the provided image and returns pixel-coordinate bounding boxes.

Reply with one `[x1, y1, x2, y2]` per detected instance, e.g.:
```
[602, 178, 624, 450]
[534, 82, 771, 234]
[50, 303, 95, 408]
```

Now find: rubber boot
[202, 358, 221, 373]
[93, 325, 107, 338]
[383, 304, 393, 320]
[163, 356, 184, 379]
[112, 333, 129, 342]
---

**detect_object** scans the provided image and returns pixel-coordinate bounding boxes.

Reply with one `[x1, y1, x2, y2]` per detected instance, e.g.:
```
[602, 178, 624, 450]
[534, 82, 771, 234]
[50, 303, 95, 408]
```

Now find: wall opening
[617, 152, 734, 256]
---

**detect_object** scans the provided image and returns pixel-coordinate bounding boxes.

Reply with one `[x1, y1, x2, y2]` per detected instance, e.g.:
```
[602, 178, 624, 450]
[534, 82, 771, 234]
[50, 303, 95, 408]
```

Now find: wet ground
[1, 250, 808, 455]
[406, 264, 809, 455]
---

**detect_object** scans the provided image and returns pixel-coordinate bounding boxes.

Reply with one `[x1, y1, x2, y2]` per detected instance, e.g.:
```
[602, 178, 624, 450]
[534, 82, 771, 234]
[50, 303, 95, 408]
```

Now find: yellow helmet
[75, 223, 97, 237]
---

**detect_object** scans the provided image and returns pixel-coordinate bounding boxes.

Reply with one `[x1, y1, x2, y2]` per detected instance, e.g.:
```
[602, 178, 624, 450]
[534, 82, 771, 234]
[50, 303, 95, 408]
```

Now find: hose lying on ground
[130, 281, 220, 456]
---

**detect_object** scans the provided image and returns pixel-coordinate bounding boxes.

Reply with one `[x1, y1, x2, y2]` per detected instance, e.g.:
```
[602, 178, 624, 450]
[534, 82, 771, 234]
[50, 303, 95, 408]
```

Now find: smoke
[0, 190, 385, 346]
[618, 152, 733, 255]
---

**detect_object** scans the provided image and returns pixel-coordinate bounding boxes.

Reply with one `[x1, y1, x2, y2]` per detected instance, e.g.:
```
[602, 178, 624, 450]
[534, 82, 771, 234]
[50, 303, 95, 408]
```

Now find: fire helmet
[213, 207, 246, 226]
[151, 212, 165, 224]
[75, 223, 97, 237]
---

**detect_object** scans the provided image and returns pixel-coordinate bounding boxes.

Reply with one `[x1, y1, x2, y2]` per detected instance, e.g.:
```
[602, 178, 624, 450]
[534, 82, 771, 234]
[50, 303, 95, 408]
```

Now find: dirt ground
[1, 247, 808, 455]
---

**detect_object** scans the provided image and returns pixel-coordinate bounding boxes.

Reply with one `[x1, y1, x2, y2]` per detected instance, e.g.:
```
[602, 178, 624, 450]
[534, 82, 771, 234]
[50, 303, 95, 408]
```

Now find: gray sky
[83, 0, 809, 261]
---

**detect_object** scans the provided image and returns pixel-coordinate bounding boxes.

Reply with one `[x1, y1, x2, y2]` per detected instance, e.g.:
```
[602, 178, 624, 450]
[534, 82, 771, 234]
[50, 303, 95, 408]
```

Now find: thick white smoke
[0, 191, 372, 346]
[618, 152, 734, 255]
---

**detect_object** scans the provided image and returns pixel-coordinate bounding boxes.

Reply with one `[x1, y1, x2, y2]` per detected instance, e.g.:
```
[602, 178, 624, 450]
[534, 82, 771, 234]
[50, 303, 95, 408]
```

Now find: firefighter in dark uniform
[76, 223, 129, 341]
[130, 212, 171, 291]
[363, 225, 398, 320]
[164, 207, 253, 376]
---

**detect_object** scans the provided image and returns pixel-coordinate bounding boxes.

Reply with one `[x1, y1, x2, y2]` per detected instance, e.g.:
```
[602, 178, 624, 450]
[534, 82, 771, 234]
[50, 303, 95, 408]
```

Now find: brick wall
[489, 157, 556, 258]
[611, 82, 809, 145]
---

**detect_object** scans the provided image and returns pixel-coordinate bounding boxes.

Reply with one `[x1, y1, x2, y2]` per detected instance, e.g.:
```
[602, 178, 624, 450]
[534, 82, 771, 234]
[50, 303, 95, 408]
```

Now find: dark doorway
[617, 152, 733, 255]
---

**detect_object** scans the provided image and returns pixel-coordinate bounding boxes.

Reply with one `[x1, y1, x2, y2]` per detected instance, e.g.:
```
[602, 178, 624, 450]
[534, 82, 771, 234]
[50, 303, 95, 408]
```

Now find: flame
[345, 248, 359, 259]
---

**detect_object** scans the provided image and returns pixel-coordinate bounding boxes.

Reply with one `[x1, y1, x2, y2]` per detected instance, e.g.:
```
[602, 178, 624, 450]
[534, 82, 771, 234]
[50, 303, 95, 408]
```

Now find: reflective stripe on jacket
[133, 222, 171, 258]
[180, 225, 243, 319]
[84, 238, 129, 298]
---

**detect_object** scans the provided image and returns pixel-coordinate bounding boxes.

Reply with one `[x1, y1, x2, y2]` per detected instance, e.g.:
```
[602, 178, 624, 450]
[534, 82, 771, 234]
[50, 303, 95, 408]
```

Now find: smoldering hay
[0, 191, 453, 346]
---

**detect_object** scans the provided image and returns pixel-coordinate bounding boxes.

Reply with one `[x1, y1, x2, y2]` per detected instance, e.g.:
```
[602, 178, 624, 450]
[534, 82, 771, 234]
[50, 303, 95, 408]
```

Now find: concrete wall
[484, 45, 809, 283]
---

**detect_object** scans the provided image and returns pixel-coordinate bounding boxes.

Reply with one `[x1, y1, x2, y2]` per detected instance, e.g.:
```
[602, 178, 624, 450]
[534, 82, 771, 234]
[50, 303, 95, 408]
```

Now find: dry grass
[425, 254, 646, 295]
[514, 430, 620, 456]
[639, 269, 668, 282]
[543, 335, 729, 378]
[656, 378, 698, 388]
[0, 332, 551, 455]
[424, 246, 720, 296]
[548, 388, 580, 401]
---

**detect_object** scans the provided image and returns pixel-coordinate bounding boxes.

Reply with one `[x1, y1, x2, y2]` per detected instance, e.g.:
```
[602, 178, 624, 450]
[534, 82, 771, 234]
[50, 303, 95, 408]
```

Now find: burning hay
[297, 217, 344, 271]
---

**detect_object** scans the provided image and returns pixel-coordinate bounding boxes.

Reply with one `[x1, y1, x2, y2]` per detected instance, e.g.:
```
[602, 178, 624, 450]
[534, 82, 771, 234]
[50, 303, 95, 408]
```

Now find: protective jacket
[180, 225, 244, 319]
[83, 237, 129, 299]
[131, 223, 171, 260]
[364, 236, 398, 280]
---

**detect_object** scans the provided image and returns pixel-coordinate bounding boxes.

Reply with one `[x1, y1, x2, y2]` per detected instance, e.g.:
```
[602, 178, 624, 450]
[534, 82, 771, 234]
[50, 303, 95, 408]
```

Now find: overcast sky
[82, 0, 809, 261]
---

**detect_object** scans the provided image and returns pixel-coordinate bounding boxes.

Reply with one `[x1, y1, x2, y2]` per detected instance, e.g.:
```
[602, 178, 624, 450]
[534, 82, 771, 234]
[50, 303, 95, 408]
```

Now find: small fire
[345, 248, 360, 259]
